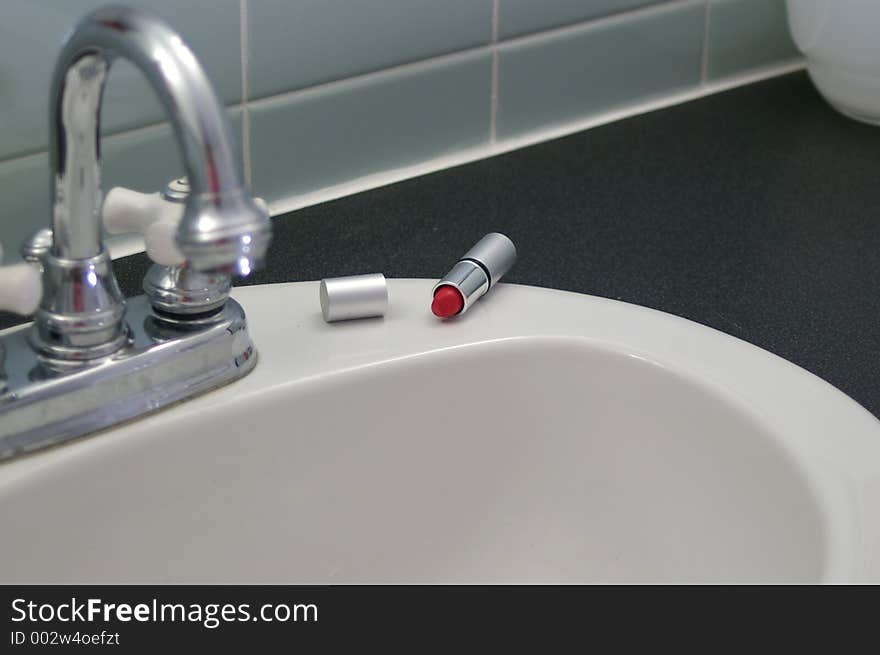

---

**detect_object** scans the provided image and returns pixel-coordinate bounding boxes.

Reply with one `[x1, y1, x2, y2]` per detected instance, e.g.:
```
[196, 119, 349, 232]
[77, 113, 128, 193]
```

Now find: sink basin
[1, 280, 878, 583]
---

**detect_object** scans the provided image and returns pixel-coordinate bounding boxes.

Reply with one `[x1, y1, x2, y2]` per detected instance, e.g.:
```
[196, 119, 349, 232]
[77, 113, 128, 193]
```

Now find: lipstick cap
[320, 273, 388, 322]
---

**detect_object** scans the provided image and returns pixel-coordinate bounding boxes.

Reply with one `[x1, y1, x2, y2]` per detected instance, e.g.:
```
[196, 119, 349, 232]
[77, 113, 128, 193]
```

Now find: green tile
[497, 1, 706, 139]
[0, 154, 49, 264]
[101, 107, 244, 196]
[0, 0, 241, 160]
[707, 0, 799, 80]
[250, 51, 492, 203]
[248, 0, 493, 100]
[499, 0, 666, 39]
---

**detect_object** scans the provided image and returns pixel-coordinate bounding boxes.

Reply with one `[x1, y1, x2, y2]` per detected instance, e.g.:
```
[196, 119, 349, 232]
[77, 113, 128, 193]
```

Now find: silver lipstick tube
[433, 232, 516, 314]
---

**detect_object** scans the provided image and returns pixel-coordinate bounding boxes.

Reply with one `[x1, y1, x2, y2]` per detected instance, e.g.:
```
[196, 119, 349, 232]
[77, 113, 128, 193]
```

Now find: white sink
[1, 280, 879, 583]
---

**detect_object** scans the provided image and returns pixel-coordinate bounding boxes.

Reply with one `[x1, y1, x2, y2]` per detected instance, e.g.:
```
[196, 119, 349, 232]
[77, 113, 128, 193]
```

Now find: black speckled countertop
[3, 72, 880, 417]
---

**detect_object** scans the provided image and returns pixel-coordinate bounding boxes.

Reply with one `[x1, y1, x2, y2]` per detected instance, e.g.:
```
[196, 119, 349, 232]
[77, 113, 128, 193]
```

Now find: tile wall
[0, 0, 798, 260]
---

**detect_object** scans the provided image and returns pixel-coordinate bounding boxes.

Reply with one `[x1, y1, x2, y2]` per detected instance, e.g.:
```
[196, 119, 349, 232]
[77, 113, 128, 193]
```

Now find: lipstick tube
[432, 232, 516, 318]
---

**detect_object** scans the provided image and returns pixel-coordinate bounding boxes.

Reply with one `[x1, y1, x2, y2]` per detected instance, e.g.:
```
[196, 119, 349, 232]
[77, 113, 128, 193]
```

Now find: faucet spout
[38, 5, 270, 360]
[51, 5, 270, 270]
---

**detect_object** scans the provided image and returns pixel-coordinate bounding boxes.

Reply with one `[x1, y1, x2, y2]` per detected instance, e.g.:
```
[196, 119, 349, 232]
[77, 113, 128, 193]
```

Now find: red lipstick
[431, 233, 516, 319]
[431, 285, 464, 318]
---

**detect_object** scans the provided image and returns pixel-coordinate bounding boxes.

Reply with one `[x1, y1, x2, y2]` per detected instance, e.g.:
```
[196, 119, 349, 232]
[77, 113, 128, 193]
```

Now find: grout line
[0, 102, 247, 170]
[499, 0, 689, 47]
[490, 0, 500, 144]
[239, 0, 252, 187]
[0, 120, 176, 168]
[265, 59, 805, 219]
[0, 119, 176, 165]
[0, 149, 46, 167]
[701, 0, 712, 84]
[247, 43, 491, 109]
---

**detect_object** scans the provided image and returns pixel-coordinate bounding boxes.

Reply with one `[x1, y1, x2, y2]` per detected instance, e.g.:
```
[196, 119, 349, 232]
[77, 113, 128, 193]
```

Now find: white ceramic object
[787, 0, 880, 124]
[0, 280, 878, 583]
[0, 241, 42, 316]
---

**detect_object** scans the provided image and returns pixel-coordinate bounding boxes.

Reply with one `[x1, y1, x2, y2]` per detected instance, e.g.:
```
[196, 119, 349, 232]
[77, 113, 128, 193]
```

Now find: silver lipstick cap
[320, 273, 388, 322]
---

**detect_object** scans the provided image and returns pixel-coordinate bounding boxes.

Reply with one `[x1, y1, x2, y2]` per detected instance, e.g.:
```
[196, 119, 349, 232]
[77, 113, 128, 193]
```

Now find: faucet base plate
[0, 296, 256, 461]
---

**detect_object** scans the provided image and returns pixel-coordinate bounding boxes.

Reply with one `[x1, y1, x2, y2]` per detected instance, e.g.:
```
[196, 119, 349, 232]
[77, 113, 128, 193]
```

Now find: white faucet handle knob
[103, 186, 269, 269]
[103, 187, 186, 266]
[143, 220, 185, 267]
[0, 259, 42, 316]
[103, 187, 169, 235]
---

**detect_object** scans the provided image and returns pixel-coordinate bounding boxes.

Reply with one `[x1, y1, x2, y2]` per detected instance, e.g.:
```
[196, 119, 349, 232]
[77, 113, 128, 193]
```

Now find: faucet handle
[0, 241, 42, 316]
[103, 187, 186, 267]
[103, 185, 269, 267]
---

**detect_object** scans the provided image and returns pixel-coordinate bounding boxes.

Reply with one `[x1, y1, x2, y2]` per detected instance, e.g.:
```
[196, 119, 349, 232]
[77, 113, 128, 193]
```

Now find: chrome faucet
[0, 6, 271, 459]
[40, 5, 269, 359]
